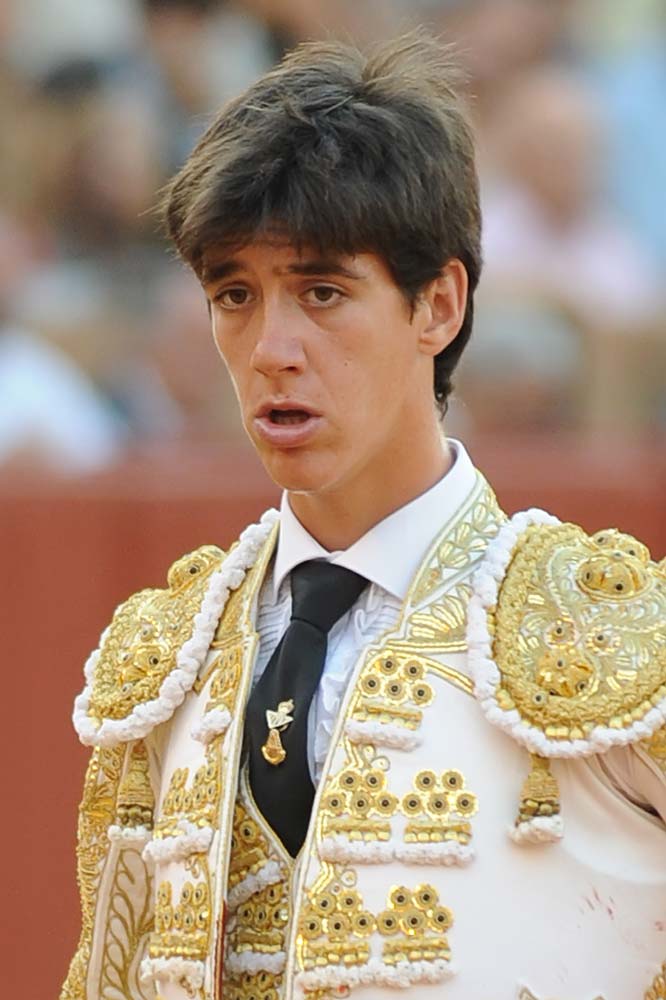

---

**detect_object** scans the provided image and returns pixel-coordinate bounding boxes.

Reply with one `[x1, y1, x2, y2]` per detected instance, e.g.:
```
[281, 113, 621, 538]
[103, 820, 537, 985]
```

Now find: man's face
[202, 239, 444, 497]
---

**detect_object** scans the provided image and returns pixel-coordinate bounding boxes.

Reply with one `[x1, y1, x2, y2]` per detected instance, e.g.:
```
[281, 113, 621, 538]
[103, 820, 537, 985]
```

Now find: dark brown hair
[162, 31, 482, 413]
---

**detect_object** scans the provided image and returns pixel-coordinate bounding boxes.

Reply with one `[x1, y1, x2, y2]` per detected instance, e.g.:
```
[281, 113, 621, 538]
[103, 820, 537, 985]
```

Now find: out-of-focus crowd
[1, 0, 664, 474]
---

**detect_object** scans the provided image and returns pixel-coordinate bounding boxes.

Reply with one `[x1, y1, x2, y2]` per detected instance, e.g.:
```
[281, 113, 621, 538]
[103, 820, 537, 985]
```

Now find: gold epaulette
[74, 545, 225, 746]
[469, 512, 666, 758]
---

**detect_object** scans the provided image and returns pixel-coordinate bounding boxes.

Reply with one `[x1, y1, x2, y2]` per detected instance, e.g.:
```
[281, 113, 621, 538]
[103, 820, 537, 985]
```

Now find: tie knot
[290, 560, 367, 634]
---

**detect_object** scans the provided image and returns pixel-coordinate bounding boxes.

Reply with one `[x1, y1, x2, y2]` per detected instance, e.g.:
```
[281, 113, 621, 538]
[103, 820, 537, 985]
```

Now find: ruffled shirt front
[253, 439, 478, 782]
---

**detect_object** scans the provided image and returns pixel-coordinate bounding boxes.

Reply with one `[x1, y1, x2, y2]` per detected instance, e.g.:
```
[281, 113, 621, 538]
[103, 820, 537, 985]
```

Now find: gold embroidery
[156, 740, 221, 837]
[411, 480, 504, 606]
[116, 741, 154, 829]
[515, 755, 561, 827]
[403, 769, 477, 846]
[233, 882, 290, 956]
[99, 849, 154, 999]
[196, 643, 244, 707]
[646, 961, 666, 999]
[211, 557, 248, 644]
[224, 972, 281, 1000]
[224, 793, 292, 1000]
[406, 582, 472, 653]
[60, 745, 126, 999]
[295, 483, 505, 990]
[377, 884, 453, 965]
[321, 753, 398, 843]
[350, 649, 433, 730]
[420, 657, 474, 696]
[491, 523, 666, 742]
[297, 872, 375, 972]
[150, 873, 212, 960]
[88, 545, 224, 723]
[297, 867, 455, 978]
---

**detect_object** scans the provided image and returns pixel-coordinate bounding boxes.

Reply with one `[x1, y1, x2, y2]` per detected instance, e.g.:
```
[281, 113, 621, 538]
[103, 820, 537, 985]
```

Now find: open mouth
[268, 409, 312, 425]
[254, 404, 322, 447]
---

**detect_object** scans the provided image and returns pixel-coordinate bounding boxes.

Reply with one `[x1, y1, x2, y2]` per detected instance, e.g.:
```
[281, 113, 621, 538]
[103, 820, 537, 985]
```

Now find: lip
[252, 400, 323, 449]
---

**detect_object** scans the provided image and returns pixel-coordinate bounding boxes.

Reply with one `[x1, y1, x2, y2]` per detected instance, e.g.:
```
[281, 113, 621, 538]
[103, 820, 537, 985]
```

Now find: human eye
[214, 286, 253, 309]
[302, 284, 346, 307]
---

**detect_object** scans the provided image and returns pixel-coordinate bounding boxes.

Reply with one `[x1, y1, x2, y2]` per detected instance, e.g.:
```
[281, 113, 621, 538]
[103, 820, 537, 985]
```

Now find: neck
[287, 428, 452, 552]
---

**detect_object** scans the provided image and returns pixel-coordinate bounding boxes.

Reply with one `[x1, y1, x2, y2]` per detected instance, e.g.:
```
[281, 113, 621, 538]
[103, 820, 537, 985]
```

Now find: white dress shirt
[253, 439, 478, 782]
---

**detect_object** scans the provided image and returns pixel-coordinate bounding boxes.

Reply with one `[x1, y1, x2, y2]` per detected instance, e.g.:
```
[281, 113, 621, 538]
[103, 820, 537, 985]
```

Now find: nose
[250, 296, 307, 377]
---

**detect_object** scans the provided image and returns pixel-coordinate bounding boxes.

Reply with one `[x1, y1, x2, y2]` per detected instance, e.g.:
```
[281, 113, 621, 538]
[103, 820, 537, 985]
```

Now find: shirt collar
[272, 439, 478, 602]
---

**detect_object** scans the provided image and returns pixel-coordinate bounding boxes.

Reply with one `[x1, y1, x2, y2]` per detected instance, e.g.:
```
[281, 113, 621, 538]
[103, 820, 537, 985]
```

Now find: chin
[258, 448, 339, 495]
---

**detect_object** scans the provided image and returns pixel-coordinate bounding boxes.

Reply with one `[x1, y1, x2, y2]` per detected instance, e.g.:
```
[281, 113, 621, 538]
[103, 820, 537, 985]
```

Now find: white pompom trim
[227, 860, 283, 911]
[509, 815, 564, 845]
[107, 824, 151, 847]
[317, 837, 475, 867]
[467, 508, 666, 758]
[296, 958, 454, 992]
[345, 719, 421, 751]
[139, 956, 205, 988]
[73, 511, 278, 747]
[225, 950, 286, 975]
[318, 837, 395, 865]
[395, 841, 475, 866]
[142, 820, 214, 866]
[191, 707, 232, 745]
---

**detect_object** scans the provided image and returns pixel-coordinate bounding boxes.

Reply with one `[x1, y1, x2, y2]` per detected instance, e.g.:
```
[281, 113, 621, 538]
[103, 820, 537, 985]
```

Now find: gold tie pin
[261, 699, 294, 766]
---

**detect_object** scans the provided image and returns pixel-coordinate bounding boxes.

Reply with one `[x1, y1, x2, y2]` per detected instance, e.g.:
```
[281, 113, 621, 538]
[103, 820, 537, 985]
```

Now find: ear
[416, 259, 469, 357]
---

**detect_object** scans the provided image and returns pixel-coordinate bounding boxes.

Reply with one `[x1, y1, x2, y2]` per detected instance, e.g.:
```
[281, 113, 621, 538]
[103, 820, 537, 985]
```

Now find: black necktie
[246, 560, 368, 857]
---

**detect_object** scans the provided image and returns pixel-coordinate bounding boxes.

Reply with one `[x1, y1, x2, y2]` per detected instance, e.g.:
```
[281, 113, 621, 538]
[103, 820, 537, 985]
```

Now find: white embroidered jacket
[61, 472, 666, 1000]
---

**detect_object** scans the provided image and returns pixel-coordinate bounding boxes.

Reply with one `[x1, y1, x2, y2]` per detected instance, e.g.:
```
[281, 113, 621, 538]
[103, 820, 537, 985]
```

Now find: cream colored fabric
[65, 453, 666, 1000]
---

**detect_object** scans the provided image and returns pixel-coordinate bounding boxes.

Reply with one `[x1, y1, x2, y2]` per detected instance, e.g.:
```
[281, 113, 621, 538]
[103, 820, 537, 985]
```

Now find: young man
[62, 34, 666, 1000]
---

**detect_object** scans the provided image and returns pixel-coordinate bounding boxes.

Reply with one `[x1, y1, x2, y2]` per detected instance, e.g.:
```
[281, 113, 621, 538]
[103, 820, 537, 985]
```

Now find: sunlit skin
[203, 240, 468, 551]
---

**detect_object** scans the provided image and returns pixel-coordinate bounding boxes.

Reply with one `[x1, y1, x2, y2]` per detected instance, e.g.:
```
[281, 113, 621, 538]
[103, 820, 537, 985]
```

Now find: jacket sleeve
[60, 741, 157, 1000]
[61, 544, 225, 999]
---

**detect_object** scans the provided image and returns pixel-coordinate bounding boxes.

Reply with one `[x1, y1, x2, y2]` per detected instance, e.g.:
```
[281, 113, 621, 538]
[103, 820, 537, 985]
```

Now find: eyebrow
[201, 257, 363, 286]
[285, 259, 362, 280]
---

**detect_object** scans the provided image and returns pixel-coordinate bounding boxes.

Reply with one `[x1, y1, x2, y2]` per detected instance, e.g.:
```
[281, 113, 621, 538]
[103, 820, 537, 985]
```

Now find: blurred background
[1, 1, 664, 996]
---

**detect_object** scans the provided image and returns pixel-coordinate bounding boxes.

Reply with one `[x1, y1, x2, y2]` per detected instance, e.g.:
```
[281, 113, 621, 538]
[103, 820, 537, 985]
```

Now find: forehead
[199, 238, 390, 285]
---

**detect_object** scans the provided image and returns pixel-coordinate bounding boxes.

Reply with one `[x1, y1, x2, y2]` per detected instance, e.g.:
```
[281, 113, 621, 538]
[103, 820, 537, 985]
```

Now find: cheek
[211, 321, 243, 389]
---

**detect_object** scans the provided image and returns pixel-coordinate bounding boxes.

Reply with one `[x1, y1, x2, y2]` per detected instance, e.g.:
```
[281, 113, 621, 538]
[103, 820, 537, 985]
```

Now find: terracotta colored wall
[4, 436, 664, 999]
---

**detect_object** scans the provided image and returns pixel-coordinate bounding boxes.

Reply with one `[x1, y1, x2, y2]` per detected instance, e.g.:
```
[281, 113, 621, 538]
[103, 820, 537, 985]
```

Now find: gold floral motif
[60, 745, 126, 999]
[377, 883, 453, 966]
[88, 546, 224, 723]
[405, 582, 472, 653]
[350, 649, 433, 730]
[150, 875, 212, 960]
[491, 523, 666, 741]
[321, 755, 398, 843]
[403, 769, 478, 845]
[297, 871, 375, 972]
[157, 740, 221, 836]
[646, 961, 666, 999]
[116, 741, 154, 829]
[410, 480, 505, 606]
[196, 643, 245, 706]
[99, 849, 154, 999]
[516, 755, 560, 826]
